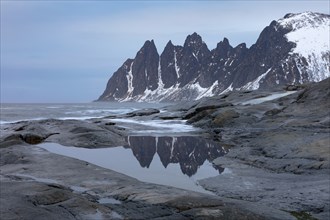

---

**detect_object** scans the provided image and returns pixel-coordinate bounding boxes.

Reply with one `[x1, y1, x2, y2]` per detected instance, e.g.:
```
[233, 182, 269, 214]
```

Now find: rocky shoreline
[1, 79, 329, 219]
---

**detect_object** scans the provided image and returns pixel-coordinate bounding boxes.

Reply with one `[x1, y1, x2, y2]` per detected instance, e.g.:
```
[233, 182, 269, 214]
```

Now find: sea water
[0, 102, 169, 124]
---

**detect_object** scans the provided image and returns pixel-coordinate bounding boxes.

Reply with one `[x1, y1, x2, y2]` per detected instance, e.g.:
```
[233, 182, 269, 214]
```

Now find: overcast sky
[1, 0, 329, 103]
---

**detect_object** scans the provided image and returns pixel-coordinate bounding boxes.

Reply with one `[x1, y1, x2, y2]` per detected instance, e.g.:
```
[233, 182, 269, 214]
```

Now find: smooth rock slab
[0, 144, 292, 220]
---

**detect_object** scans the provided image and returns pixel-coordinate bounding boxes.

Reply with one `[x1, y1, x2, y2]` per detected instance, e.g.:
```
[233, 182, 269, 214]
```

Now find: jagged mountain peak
[221, 37, 230, 45]
[164, 40, 175, 51]
[214, 37, 233, 56]
[98, 12, 329, 102]
[234, 43, 247, 50]
[217, 37, 231, 48]
[139, 39, 158, 53]
[186, 32, 202, 41]
[147, 39, 155, 44]
[184, 32, 206, 49]
[182, 32, 211, 66]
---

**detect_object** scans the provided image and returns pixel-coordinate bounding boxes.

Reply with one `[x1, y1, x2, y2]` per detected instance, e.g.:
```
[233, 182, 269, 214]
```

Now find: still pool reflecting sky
[39, 136, 227, 194]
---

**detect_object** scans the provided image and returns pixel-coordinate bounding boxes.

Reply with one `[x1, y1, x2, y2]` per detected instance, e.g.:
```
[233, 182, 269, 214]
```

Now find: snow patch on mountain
[241, 68, 272, 90]
[130, 83, 181, 102]
[174, 50, 180, 78]
[193, 81, 218, 100]
[157, 60, 165, 89]
[122, 62, 134, 101]
[220, 83, 233, 95]
[192, 52, 198, 61]
[279, 12, 330, 82]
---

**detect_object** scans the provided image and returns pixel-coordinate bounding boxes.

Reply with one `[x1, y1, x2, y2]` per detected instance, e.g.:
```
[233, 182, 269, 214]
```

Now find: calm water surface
[40, 135, 227, 194]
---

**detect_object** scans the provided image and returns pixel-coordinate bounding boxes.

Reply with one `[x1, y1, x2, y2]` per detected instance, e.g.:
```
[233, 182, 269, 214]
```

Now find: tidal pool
[39, 136, 227, 194]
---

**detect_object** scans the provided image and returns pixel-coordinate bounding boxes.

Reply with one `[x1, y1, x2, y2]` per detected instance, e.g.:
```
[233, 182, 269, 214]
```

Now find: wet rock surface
[125, 108, 160, 117]
[1, 79, 329, 219]
[182, 79, 330, 219]
[1, 119, 126, 148]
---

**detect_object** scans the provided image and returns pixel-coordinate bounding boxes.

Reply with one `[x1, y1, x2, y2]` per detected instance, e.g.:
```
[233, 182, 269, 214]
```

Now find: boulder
[126, 108, 160, 117]
[211, 110, 239, 127]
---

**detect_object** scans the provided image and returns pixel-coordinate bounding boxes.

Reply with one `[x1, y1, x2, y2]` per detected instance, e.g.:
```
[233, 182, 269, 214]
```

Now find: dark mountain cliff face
[197, 38, 248, 89]
[178, 33, 211, 87]
[98, 12, 329, 102]
[98, 59, 133, 101]
[231, 20, 296, 89]
[159, 41, 181, 88]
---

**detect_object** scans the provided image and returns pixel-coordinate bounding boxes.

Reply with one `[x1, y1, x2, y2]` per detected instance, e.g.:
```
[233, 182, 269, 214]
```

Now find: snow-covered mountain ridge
[278, 12, 329, 82]
[98, 12, 330, 102]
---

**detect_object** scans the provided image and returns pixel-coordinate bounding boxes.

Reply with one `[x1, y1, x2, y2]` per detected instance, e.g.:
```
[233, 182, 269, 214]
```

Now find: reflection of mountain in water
[125, 136, 227, 177]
